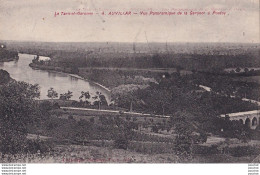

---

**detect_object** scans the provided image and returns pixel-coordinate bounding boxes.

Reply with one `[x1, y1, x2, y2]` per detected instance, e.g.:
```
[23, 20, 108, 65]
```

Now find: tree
[66, 91, 73, 100]
[60, 90, 73, 100]
[0, 69, 11, 85]
[32, 55, 40, 64]
[47, 87, 58, 99]
[92, 91, 107, 109]
[235, 67, 241, 73]
[217, 117, 251, 142]
[89, 117, 95, 123]
[113, 134, 129, 150]
[173, 115, 193, 158]
[171, 112, 207, 160]
[249, 69, 255, 74]
[113, 122, 134, 150]
[79, 91, 90, 105]
[155, 89, 172, 116]
[0, 81, 40, 154]
[111, 84, 142, 112]
[230, 70, 235, 74]
[152, 125, 159, 133]
[70, 64, 79, 74]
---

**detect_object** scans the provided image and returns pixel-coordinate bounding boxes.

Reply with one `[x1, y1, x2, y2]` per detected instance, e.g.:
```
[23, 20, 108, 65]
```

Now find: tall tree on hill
[170, 111, 207, 160]
[0, 81, 40, 154]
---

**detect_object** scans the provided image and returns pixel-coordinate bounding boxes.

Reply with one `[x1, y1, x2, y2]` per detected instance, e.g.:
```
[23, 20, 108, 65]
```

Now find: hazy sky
[0, 0, 259, 43]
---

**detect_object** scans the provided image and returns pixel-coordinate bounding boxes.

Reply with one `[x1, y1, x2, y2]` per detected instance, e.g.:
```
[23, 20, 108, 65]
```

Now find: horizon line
[0, 39, 259, 44]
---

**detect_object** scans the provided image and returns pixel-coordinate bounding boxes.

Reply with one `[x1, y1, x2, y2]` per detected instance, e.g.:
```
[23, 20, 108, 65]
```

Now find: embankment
[29, 63, 111, 92]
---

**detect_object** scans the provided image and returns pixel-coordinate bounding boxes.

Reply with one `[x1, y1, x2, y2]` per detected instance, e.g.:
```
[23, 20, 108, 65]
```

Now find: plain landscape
[0, 41, 259, 163]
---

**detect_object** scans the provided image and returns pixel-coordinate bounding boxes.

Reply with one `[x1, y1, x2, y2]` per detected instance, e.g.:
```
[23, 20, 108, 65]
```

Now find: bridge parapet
[220, 110, 259, 129]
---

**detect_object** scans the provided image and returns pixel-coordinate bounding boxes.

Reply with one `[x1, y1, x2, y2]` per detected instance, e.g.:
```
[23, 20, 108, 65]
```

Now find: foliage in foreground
[0, 80, 40, 154]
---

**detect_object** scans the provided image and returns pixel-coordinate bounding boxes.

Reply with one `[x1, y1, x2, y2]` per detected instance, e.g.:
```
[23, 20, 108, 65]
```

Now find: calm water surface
[0, 53, 110, 102]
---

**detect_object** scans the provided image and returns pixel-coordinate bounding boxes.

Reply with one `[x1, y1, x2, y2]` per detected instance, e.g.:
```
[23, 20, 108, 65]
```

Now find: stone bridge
[220, 110, 259, 129]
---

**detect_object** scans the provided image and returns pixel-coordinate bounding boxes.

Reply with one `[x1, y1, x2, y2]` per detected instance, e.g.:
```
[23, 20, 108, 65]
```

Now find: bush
[39, 101, 53, 111]
[39, 101, 60, 111]
[113, 135, 129, 150]
[126, 115, 131, 121]
[52, 102, 60, 109]
[0, 132, 27, 155]
[193, 145, 219, 155]
[25, 140, 53, 154]
[0, 81, 40, 155]
[68, 115, 74, 120]
[90, 117, 95, 123]
[46, 117, 61, 130]
[226, 145, 260, 157]
[152, 125, 159, 133]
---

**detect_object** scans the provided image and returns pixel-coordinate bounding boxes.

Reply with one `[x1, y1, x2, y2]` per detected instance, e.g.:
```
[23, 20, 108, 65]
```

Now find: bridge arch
[245, 118, 251, 128]
[252, 117, 257, 126]
[239, 119, 244, 124]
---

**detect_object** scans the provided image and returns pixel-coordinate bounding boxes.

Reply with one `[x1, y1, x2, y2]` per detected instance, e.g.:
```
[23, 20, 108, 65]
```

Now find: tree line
[47, 87, 107, 107]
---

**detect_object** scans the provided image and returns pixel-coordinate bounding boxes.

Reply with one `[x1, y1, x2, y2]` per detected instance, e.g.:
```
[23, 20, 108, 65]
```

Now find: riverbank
[29, 62, 158, 92]
[0, 47, 19, 62]
[0, 56, 19, 62]
[29, 63, 111, 92]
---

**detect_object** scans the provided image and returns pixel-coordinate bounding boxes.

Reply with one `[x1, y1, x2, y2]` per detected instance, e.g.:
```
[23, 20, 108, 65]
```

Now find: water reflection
[47, 72, 56, 78]
[0, 53, 110, 102]
[70, 76, 79, 82]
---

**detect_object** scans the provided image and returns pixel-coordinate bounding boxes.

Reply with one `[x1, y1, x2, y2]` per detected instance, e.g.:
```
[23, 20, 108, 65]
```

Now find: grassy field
[1, 143, 258, 163]
[1, 105, 259, 163]
[232, 76, 260, 84]
[52, 108, 169, 122]
[0, 144, 182, 163]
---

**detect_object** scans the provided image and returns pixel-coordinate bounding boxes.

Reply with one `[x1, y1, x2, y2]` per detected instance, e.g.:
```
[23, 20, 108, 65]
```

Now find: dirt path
[60, 106, 171, 118]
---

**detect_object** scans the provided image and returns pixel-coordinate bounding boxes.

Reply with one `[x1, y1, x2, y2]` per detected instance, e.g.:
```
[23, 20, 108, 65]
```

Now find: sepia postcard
[0, 0, 259, 170]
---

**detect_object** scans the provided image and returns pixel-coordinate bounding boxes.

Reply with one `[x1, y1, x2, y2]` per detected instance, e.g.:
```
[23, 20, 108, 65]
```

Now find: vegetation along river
[0, 53, 111, 102]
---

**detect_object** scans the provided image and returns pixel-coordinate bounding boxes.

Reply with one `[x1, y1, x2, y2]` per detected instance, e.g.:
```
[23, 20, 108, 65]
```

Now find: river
[0, 53, 111, 102]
